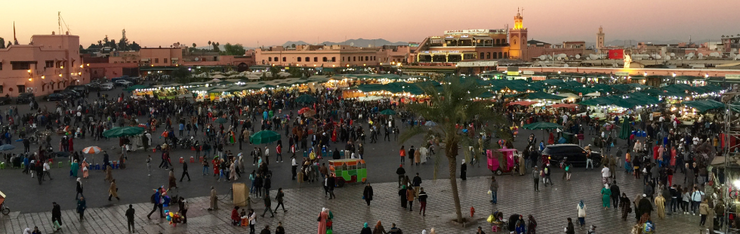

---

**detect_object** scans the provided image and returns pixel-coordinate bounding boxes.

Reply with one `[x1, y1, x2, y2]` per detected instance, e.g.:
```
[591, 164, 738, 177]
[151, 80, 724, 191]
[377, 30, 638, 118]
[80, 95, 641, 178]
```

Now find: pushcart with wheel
[0, 190, 9, 215]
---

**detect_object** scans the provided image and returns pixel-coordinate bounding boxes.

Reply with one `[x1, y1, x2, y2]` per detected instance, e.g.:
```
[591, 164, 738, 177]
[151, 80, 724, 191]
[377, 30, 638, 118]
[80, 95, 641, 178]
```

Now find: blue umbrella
[424, 121, 437, 127]
[0, 144, 16, 151]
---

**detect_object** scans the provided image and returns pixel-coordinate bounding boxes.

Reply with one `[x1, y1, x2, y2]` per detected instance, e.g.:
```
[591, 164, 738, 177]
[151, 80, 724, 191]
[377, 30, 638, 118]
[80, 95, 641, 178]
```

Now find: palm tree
[208, 41, 212, 50]
[400, 77, 509, 223]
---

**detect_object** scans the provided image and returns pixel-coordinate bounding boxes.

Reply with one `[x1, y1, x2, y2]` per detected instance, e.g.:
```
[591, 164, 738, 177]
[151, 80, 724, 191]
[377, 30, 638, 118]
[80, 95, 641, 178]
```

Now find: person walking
[180, 161, 191, 182]
[361, 222, 372, 234]
[490, 176, 499, 204]
[610, 181, 621, 209]
[327, 173, 336, 199]
[108, 179, 120, 201]
[699, 198, 709, 226]
[209, 186, 218, 211]
[76, 196, 86, 221]
[526, 215, 537, 234]
[275, 222, 286, 234]
[43, 160, 52, 181]
[691, 186, 704, 215]
[601, 184, 611, 209]
[412, 173, 422, 197]
[532, 166, 540, 192]
[146, 155, 152, 177]
[247, 209, 257, 234]
[418, 187, 428, 216]
[373, 220, 387, 234]
[51, 202, 62, 232]
[178, 197, 188, 224]
[544, 164, 553, 186]
[125, 204, 135, 233]
[291, 156, 297, 180]
[600, 164, 611, 184]
[147, 187, 164, 219]
[655, 193, 666, 219]
[168, 169, 177, 190]
[406, 185, 415, 211]
[75, 178, 83, 200]
[460, 158, 467, 180]
[620, 193, 632, 221]
[395, 164, 405, 188]
[398, 186, 408, 209]
[576, 201, 586, 228]
[363, 183, 373, 206]
[261, 194, 274, 218]
[274, 188, 287, 213]
[399, 145, 406, 164]
[565, 218, 575, 234]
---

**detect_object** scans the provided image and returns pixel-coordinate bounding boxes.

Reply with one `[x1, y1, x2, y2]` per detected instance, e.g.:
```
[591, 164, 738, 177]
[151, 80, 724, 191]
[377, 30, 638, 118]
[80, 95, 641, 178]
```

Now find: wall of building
[0, 33, 88, 97]
[255, 47, 383, 67]
[140, 48, 183, 66]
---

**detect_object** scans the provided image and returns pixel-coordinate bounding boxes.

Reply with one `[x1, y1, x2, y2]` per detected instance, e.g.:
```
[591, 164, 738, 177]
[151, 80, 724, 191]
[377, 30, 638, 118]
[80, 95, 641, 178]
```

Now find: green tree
[171, 66, 192, 83]
[129, 41, 141, 51]
[0, 37, 5, 49]
[269, 66, 280, 80]
[223, 43, 246, 56]
[213, 42, 221, 52]
[208, 41, 212, 50]
[399, 77, 508, 223]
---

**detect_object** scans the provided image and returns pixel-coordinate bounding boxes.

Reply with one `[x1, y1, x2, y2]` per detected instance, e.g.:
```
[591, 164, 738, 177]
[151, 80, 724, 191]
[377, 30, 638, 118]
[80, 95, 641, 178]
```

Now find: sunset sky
[1, 0, 737, 48]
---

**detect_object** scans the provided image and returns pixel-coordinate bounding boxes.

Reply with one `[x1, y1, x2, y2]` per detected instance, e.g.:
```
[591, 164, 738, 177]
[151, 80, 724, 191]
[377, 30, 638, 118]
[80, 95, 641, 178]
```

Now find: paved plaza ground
[0, 87, 713, 233]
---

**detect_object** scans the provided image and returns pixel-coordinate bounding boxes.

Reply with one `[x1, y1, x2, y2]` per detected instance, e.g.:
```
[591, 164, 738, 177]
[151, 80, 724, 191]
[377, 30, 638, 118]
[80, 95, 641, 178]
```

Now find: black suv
[16, 93, 35, 104]
[0, 96, 11, 105]
[541, 144, 601, 167]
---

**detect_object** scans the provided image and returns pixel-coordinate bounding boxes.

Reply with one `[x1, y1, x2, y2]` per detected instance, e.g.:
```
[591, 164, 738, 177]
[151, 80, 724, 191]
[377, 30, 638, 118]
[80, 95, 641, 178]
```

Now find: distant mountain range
[281, 38, 408, 48]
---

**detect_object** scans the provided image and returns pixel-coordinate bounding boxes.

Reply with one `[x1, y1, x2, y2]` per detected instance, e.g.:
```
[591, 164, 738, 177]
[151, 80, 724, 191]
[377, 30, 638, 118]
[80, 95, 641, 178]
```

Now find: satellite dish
[575, 54, 581, 59]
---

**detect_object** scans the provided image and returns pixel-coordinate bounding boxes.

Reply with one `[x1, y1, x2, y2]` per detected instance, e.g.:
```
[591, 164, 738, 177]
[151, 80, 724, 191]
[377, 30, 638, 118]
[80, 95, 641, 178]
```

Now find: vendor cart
[0, 190, 9, 215]
[487, 148, 519, 176]
[328, 159, 366, 187]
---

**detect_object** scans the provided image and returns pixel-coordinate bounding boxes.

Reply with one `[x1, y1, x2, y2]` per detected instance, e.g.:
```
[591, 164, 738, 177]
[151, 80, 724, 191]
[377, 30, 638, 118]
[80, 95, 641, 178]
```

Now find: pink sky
[1, 0, 737, 48]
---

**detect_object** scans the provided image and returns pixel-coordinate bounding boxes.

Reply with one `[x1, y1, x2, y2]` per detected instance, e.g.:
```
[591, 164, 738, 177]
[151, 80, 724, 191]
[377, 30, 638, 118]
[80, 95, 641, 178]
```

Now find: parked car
[541, 144, 601, 167]
[100, 82, 115, 90]
[45, 92, 67, 102]
[63, 90, 83, 99]
[16, 93, 35, 104]
[114, 79, 133, 87]
[66, 85, 88, 93]
[84, 82, 101, 91]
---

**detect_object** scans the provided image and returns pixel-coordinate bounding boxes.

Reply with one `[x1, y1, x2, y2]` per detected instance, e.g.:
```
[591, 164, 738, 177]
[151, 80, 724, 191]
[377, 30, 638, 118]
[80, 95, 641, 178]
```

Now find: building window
[504, 52, 508, 58]
[498, 52, 502, 59]
[305, 57, 310, 62]
[342, 57, 344, 62]
[365, 56, 369, 61]
[154, 58, 159, 63]
[353, 57, 356, 61]
[487, 52, 491, 59]
[322, 57, 327, 62]
[331, 57, 336, 62]
[314, 57, 318, 62]
[45, 60, 54, 68]
[164, 58, 168, 64]
[480, 52, 484, 59]
[495, 39, 500, 45]
[374, 56, 376, 61]
[268, 57, 272, 62]
[274, 57, 278, 62]
[11, 62, 32, 70]
[297, 57, 302, 62]
[17, 85, 25, 93]
[0, 85, 3, 93]
[282, 57, 286, 62]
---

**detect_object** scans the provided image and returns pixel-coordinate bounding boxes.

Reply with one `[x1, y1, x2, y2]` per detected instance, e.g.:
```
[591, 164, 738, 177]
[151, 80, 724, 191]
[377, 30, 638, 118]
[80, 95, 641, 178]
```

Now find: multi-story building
[0, 32, 89, 97]
[721, 34, 740, 54]
[254, 44, 402, 68]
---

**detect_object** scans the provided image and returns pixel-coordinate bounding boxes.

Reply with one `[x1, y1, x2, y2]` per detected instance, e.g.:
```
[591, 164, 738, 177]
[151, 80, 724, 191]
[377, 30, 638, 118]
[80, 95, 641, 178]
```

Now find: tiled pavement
[0, 170, 709, 234]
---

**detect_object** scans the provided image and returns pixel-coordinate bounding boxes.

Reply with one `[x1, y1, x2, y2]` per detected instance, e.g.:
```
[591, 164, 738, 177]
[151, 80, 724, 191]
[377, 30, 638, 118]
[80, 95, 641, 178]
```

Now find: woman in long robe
[81, 159, 89, 179]
[601, 184, 611, 209]
[70, 160, 79, 178]
[317, 208, 329, 234]
[654, 193, 666, 219]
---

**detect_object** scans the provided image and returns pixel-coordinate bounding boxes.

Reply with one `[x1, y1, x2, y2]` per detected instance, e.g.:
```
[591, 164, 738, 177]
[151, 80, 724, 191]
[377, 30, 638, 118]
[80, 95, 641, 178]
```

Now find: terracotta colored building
[0, 32, 89, 97]
[254, 44, 389, 68]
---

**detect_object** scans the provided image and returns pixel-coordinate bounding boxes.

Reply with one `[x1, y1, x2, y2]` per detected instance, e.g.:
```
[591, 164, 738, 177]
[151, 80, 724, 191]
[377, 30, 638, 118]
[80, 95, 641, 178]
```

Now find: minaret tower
[509, 8, 528, 60]
[597, 26, 605, 52]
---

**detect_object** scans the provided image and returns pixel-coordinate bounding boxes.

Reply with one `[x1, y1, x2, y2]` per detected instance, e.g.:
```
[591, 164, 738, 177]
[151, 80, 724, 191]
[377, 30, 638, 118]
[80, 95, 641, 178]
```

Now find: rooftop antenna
[13, 21, 18, 45]
[58, 11, 70, 34]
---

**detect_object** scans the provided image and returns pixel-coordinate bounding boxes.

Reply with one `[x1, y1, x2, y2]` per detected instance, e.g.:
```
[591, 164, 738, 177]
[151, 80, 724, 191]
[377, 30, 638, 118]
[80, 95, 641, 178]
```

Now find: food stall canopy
[124, 85, 149, 92]
[681, 99, 725, 112]
[508, 91, 564, 100]
[508, 101, 538, 106]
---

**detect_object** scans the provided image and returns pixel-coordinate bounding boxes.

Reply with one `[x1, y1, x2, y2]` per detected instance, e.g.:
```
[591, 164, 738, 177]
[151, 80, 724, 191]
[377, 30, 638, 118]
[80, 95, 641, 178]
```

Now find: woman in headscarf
[70, 159, 79, 178]
[81, 159, 89, 179]
[601, 184, 612, 209]
[104, 164, 113, 183]
[317, 207, 329, 234]
[360, 222, 372, 234]
[460, 159, 467, 180]
[372, 220, 386, 234]
[576, 200, 586, 227]
[620, 193, 632, 221]
[526, 214, 537, 234]
[515, 215, 526, 233]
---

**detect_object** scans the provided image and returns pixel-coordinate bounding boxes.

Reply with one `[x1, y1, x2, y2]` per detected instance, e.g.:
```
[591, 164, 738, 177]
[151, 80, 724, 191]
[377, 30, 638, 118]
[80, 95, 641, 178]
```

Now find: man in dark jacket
[51, 202, 62, 231]
[412, 173, 422, 198]
[261, 195, 274, 218]
[398, 186, 408, 208]
[275, 222, 286, 234]
[610, 181, 621, 208]
[125, 204, 135, 232]
[327, 174, 336, 199]
[396, 165, 405, 188]
[637, 194, 654, 220]
[263, 175, 272, 197]
[180, 162, 190, 182]
[363, 183, 374, 206]
[418, 188, 428, 216]
[274, 188, 286, 213]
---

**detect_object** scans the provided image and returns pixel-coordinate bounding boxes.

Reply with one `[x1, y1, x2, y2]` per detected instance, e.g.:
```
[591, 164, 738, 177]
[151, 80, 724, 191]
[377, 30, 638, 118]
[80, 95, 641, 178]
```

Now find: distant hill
[281, 38, 407, 47]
